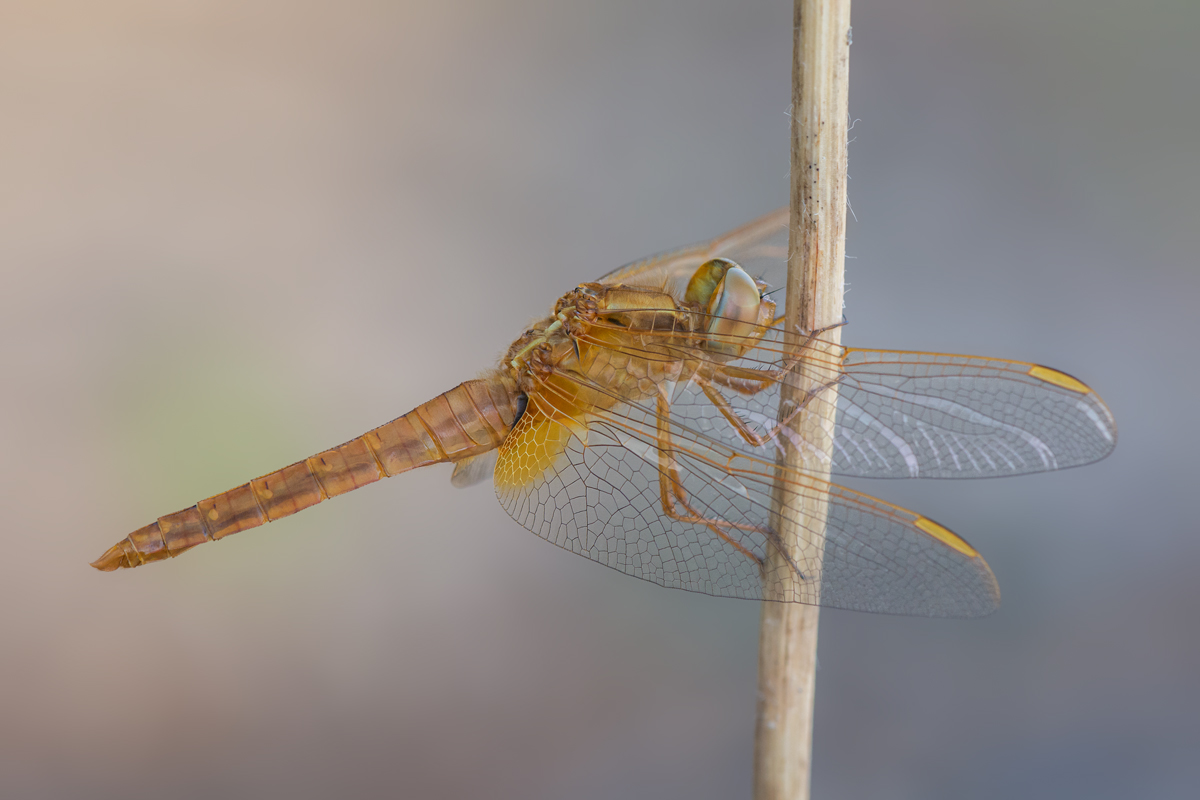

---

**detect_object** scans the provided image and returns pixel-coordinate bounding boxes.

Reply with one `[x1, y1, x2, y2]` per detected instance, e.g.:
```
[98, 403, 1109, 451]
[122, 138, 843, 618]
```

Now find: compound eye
[709, 265, 760, 325]
[685, 260, 761, 358]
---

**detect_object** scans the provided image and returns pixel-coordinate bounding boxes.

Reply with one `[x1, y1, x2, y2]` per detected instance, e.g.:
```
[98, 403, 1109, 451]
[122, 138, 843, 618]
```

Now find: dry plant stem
[753, 0, 850, 799]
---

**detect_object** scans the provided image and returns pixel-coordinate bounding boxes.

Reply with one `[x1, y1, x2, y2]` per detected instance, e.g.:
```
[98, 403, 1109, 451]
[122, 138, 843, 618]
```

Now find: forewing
[829, 349, 1117, 477]
[494, 370, 1000, 616]
[579, 321, 1117, 479]
[600, 207, 790, 300]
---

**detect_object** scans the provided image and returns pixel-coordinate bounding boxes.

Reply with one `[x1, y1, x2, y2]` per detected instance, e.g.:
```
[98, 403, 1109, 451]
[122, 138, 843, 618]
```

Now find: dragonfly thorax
[507, 258, 776, 378]
[503, 257, 778, 413]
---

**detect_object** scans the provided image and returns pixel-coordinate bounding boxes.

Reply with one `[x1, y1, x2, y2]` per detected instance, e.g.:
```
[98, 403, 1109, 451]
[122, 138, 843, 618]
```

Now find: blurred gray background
[1, 1, 1196, 798]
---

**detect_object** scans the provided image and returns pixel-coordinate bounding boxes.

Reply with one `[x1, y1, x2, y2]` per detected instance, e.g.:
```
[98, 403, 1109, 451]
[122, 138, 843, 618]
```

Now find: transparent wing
[494, 367, 1000, 616]
[572, 318, 1117, 479]
[600, 207, 790, 300]
[831, 348, 1117, 477]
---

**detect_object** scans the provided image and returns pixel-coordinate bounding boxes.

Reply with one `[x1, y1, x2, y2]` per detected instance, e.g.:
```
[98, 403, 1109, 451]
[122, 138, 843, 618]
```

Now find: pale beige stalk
[753, 1, 850, 798]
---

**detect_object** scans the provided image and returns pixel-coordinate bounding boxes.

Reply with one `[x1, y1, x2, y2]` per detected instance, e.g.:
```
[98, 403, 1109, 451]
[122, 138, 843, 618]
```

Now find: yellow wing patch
[494, 405, 579, 491]
[914, 516, 979, 558]
[1028, 365, 1090, 394]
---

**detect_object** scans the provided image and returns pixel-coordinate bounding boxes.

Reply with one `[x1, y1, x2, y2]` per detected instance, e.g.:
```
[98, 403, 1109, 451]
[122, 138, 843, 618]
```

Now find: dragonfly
[92, 208, 1116, 617]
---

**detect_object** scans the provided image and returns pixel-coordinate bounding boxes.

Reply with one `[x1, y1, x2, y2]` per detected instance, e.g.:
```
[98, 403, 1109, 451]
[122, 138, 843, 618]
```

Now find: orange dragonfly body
[92, 209, 1116, 616]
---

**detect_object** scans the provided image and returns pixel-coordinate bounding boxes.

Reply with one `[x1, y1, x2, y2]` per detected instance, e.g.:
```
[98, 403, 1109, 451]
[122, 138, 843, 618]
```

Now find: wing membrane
[831, 348, 1116, 477]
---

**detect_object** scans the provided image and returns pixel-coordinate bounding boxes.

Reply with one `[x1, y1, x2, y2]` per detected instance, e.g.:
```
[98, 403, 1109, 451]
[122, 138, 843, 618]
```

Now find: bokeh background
[2, 1, 1197, 798]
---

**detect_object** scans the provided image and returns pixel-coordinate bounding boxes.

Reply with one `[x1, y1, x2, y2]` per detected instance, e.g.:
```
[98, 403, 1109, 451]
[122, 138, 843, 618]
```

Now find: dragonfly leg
[769, 316, 848, 339]
[706, 363, 784, 396]
[705, 350, 807, 396]
[651, 388, 766, 567]
[710, 318, 846, 396]
[696, 372, 839, 454]
[706, 344, 838, 399]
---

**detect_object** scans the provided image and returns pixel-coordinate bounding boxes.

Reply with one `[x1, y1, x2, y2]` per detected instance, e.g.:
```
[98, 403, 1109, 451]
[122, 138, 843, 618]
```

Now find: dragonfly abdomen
[91, 376, 522, 571]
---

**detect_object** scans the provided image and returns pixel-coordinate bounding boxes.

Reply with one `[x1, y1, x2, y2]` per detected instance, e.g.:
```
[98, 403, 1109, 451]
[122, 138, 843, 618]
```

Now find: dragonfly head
[685, 258, 767, 359]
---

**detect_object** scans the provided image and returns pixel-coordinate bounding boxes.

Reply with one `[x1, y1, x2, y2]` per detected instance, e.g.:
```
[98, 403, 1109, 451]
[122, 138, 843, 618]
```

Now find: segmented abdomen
[92, 378, 521, 571]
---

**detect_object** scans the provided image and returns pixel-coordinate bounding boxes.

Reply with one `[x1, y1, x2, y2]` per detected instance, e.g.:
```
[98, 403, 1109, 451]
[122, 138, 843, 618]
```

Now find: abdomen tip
[90, 543, 129, 572]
